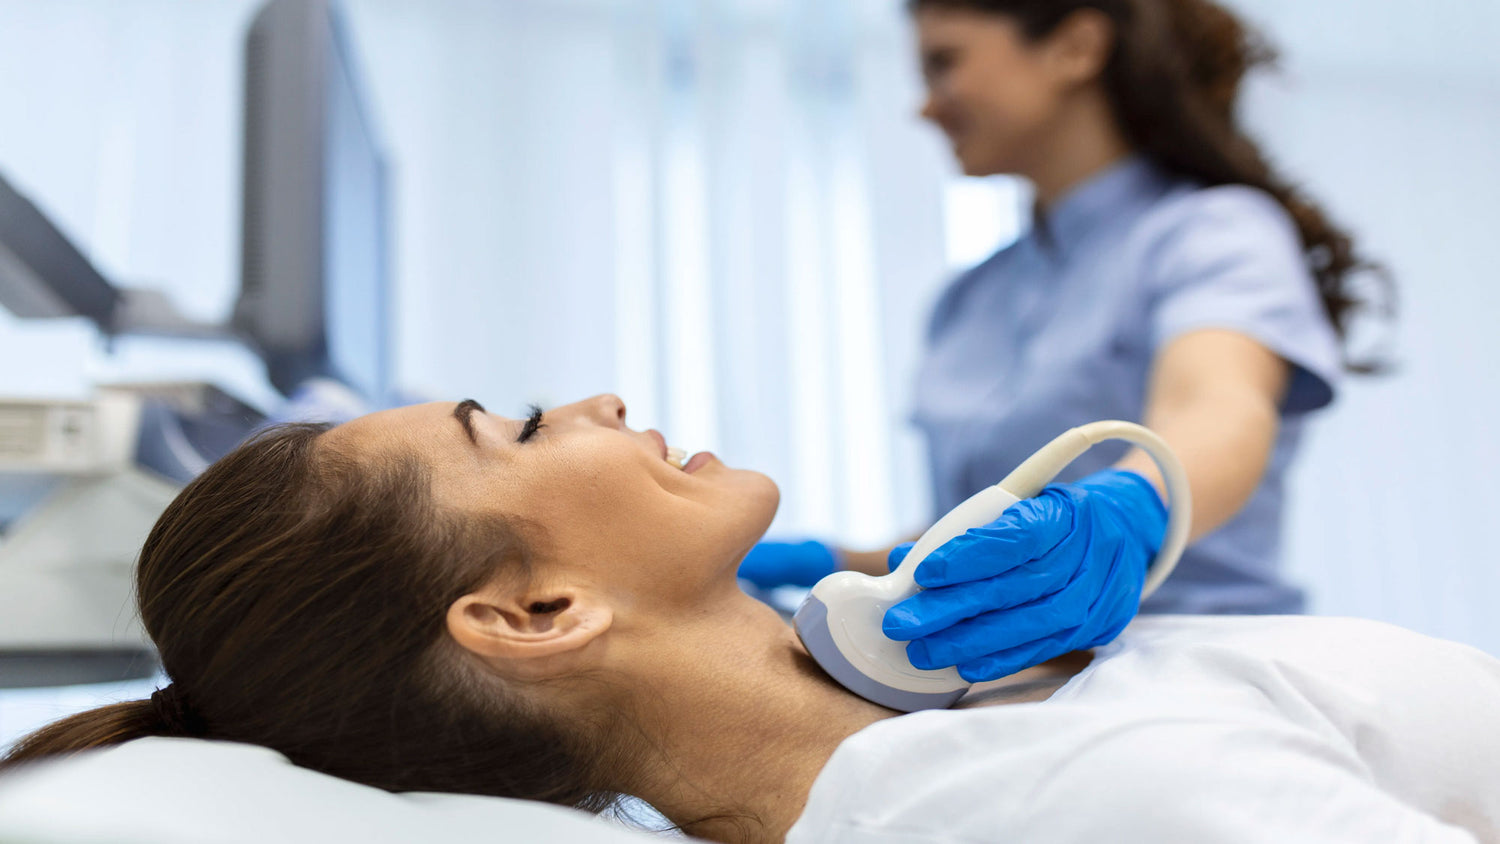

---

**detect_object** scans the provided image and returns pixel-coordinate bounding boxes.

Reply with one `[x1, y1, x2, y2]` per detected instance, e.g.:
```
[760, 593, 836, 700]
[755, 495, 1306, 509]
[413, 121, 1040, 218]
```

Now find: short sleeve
[1147, 186, 1342, 414]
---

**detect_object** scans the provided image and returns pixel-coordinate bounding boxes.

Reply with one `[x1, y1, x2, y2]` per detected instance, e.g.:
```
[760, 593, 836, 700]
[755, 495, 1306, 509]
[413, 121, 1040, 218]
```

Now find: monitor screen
[236, 0, 391, 404]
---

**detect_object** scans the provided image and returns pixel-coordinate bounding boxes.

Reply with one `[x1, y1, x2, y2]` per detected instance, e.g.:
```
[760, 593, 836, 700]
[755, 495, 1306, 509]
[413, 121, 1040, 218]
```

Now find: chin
[728, 469, 780, 544]
[951, 140, 1011, 178]
[746, 471, 780, 530]
[957, 153, 1007, 178]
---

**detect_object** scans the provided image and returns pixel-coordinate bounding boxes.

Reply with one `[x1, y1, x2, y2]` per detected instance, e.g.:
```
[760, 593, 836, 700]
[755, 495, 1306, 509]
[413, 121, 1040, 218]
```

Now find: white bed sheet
[0, 736, 663, 843]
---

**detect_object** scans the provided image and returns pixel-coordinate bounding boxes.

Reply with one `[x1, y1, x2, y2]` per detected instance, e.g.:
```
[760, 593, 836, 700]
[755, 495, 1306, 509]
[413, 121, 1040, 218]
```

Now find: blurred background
[0, 0, 1497, 749]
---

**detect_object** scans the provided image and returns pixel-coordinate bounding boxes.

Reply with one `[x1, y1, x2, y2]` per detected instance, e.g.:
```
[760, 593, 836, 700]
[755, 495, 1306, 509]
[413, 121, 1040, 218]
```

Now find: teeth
[665, 446, 687, 469]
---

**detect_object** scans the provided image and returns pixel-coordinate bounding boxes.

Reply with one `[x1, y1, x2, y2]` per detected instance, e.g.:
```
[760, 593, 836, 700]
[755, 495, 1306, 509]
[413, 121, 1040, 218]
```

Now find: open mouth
[651, 428, 711, 473]
[649, 428, 689, 470]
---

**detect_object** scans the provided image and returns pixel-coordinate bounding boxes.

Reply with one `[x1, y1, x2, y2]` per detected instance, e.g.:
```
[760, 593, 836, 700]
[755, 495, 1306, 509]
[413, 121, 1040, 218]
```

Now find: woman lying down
[3, 394, 1497, 842]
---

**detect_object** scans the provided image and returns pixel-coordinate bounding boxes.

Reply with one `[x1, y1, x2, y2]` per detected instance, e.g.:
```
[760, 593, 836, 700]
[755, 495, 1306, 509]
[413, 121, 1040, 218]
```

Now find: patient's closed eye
[517, 405, 546, 444]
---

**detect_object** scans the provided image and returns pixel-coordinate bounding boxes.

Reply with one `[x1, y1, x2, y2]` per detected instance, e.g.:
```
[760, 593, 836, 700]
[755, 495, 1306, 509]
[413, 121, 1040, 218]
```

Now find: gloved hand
[738, 539, 841, 589]
[882, 469, 1167, 683]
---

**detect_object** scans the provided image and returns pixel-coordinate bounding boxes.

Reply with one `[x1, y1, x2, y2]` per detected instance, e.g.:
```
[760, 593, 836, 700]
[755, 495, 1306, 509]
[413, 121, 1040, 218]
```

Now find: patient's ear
[446, 580, 612, 677]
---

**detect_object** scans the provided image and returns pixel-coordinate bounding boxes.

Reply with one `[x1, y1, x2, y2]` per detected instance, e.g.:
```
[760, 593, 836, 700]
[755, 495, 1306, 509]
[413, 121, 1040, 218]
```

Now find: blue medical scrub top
[911, 158, 1341, 614]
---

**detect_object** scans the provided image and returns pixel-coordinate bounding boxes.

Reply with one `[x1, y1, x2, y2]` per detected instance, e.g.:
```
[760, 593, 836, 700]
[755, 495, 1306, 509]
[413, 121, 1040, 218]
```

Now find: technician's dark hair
[0, 423, 649, 812]
[912, 0, 1392, 370]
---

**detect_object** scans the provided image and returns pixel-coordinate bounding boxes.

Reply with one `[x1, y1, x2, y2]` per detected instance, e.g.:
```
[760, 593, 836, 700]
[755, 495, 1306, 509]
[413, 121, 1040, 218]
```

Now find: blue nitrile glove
[882, 469, 1167, 682]
[738, 540, 841, 589]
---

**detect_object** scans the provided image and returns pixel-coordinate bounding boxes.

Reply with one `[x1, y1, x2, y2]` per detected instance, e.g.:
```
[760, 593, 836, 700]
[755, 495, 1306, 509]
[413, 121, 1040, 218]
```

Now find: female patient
[3, 395, 1497, 842]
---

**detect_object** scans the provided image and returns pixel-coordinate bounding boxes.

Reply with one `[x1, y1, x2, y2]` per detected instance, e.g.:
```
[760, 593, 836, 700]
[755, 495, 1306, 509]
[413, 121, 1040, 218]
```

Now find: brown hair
[0, 424, 642, 811]
[913, 0, 1392, 368]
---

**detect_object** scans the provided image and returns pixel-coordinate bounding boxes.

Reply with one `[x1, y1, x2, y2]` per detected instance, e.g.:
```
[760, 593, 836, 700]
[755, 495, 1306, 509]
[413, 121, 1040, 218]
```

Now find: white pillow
[0, 737, 666, 843]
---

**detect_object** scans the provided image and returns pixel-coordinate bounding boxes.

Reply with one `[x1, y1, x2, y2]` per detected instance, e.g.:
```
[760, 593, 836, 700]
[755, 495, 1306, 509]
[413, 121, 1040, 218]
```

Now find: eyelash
[517, 404, 545, 443]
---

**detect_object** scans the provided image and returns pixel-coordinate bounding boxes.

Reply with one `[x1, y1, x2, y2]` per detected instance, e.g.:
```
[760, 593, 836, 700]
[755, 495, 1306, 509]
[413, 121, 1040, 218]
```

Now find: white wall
[339, 0, 956, 544]
[1234, 0, 1500, 653]
[0, 0, 275, 407]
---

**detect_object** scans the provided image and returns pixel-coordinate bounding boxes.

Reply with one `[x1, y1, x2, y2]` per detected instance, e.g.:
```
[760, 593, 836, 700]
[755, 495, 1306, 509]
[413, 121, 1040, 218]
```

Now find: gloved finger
[899, 596, 1088, 670]
[886, 542, 916, 573]
[883, 560, 1075, 641]
[913, 493, 1077, 588]
[954, 636, 1078, 684]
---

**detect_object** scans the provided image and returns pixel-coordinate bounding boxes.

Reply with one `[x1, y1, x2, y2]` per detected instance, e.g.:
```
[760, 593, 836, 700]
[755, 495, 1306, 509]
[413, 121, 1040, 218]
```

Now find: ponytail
[3, 700, 164, 770]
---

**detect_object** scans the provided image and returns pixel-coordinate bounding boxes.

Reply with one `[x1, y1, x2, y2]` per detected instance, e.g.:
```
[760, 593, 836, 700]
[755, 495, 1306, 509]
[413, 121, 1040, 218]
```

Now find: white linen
[0, 736, 660, 844]
[788, 615, 1500, 843]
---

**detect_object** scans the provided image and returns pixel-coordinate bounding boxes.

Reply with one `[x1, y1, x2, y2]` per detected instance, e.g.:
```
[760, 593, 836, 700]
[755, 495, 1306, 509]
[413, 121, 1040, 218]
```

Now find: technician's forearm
[1115, 384, 1280, 542]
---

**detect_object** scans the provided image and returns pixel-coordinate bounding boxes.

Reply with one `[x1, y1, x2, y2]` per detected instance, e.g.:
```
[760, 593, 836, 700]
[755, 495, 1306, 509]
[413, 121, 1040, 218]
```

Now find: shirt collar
[1034, 156, 1168, 256]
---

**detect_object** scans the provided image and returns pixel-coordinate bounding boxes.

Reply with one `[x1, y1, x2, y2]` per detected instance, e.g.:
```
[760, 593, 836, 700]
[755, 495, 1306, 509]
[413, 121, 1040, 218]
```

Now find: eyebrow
[453, 398, 484, 444]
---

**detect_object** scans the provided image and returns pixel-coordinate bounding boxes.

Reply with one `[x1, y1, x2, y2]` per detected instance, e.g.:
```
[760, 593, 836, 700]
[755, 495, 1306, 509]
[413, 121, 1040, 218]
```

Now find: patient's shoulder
[795, 702, 1482, 843]
[1103, 615, 1500, 691]
[793, 704, 1368, 842]
[1008, 713, 1473, 841]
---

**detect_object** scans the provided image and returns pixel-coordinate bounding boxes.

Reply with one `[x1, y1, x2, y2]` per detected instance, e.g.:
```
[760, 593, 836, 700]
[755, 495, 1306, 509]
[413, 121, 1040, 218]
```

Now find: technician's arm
[746, 330, 1288, 587]
[845, 328, 1288, 574]
[1114, 328, 1289, 542]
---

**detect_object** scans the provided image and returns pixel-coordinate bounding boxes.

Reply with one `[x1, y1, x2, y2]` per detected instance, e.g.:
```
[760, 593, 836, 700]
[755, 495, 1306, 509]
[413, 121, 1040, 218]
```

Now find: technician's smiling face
[916, 7, 1079, 178]
[324, 394, 779, 605]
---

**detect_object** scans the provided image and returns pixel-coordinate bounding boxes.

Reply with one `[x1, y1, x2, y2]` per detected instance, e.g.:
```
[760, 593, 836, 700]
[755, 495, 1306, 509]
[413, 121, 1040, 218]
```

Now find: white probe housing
[793, 421, 1192, 712]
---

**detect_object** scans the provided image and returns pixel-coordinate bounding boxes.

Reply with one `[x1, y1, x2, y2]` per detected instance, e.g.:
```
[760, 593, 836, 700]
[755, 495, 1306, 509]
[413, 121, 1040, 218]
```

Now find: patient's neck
[619, 591, 895, 843]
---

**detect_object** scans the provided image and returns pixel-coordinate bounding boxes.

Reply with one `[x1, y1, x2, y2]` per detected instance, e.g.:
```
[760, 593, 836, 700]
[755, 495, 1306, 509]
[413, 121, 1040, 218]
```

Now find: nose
[547, 394, 628, 431]
[583, 393, 627, 429]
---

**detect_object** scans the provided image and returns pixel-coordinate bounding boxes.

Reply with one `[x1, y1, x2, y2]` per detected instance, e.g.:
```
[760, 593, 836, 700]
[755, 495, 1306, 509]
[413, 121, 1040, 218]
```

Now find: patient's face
[324, 395, 779, 606]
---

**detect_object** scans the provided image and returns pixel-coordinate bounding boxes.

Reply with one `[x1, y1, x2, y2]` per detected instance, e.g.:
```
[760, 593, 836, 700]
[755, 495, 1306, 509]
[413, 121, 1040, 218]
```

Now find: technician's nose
[919, 93, 938, 123]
